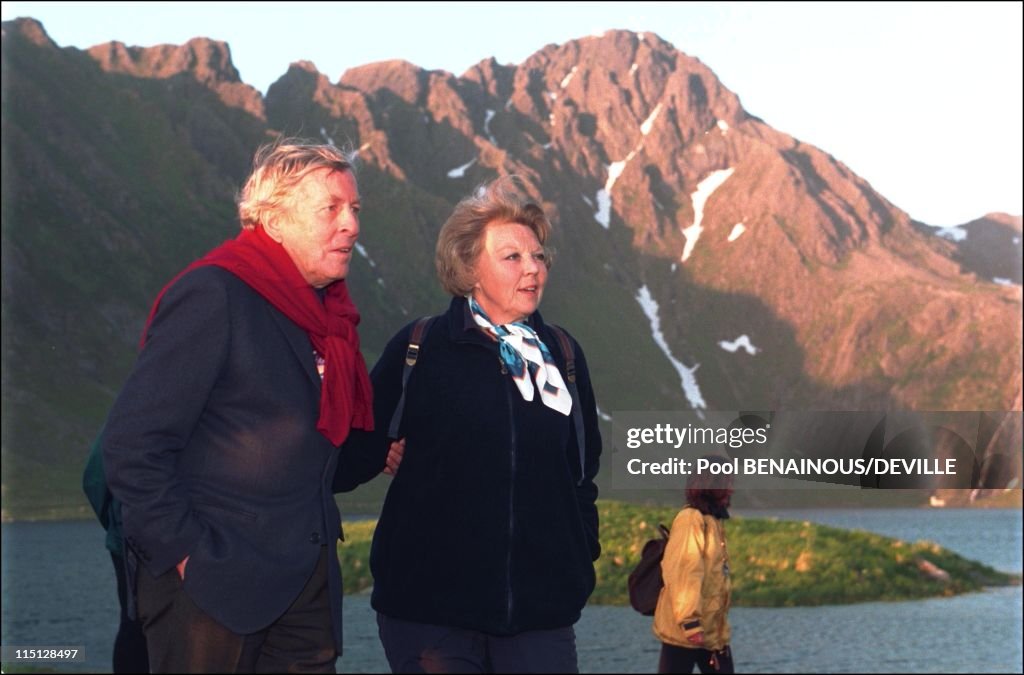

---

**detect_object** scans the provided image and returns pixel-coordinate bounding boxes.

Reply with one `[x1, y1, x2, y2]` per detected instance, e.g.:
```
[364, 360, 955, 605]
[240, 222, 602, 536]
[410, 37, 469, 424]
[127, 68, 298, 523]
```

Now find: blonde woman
[350, 178, 602, 672]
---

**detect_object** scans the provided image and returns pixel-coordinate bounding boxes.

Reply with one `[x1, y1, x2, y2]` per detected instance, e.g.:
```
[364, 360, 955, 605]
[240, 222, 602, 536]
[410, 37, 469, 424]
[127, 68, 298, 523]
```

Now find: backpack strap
[549, 324, 587, 486]
[387, 316, 436, 439]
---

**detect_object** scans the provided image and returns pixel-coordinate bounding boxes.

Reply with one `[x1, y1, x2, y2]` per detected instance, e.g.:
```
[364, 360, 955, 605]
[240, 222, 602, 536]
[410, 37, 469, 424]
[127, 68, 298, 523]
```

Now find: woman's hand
[383, 438, 405, 476]
[687, 631, 705, 646]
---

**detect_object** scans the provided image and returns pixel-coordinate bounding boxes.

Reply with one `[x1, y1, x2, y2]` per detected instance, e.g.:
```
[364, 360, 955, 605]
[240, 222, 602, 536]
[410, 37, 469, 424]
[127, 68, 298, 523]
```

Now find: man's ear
[262, 215, 286, 243]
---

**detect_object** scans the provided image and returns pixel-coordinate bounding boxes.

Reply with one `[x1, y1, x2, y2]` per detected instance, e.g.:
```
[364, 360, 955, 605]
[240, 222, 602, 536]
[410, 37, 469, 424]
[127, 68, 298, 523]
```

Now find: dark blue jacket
[359, 296, 602, 635]
[102, 266, 382, 651]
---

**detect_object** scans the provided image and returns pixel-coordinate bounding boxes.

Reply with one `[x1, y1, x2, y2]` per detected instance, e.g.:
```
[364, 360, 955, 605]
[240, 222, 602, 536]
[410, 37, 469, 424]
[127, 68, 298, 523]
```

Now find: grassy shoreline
[337, 499, 1019, 607]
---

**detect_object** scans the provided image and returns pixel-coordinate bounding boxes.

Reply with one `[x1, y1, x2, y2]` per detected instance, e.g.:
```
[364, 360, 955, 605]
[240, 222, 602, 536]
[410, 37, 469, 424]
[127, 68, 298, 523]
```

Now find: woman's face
[472, 220, 548, 325]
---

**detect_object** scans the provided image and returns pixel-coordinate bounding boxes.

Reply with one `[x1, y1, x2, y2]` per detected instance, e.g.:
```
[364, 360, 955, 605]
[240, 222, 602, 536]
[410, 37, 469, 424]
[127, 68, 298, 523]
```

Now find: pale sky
[3, 1, 1021, 226]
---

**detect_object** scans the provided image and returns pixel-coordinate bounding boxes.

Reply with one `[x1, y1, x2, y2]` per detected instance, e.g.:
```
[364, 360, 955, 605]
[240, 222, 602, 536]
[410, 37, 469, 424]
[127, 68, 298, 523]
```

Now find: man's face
[274, 168, 360, 288]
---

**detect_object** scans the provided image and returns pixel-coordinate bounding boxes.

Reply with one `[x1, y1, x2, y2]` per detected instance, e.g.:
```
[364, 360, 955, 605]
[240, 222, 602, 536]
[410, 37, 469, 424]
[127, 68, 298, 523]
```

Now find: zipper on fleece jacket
[499, 357, 517, 629]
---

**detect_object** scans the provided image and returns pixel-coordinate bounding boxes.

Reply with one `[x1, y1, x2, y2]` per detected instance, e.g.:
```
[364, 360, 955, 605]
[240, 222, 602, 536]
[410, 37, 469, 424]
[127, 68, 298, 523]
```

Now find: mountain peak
[267, 59, 334, 94]
[266, 59, 345, 117]
[84, 36, 264, 119]
[86, 36, 242, 85]
[977, 212, 1023, 231]
[463, 56, 515, 100]
[339, 59, 429, 105]
[290, 59, 322, 75]
[1, 17, 58, 49]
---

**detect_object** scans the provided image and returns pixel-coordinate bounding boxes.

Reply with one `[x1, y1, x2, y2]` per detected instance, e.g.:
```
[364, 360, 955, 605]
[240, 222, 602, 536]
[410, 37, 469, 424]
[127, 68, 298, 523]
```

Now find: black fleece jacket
[354, 296, 602, 635]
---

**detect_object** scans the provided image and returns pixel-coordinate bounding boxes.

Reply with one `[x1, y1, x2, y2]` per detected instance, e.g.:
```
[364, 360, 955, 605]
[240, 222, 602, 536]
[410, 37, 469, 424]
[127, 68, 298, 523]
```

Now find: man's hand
[176, 556, 189, 580]
[383, 438, 405, 476]
[687, 631, 705, 646]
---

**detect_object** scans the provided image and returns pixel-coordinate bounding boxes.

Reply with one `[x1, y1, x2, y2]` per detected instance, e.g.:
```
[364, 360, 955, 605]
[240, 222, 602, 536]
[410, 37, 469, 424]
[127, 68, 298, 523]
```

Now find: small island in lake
[337, 500, 1020, 607]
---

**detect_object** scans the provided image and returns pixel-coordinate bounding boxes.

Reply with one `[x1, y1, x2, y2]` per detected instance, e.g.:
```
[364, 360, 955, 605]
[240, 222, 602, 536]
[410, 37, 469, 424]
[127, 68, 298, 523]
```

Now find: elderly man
[103, 140, 384, 673]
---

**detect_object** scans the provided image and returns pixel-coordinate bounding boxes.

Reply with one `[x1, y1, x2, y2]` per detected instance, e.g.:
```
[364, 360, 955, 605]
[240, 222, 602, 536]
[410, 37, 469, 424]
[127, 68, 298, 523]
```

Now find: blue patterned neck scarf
[468, 296, 572, 415]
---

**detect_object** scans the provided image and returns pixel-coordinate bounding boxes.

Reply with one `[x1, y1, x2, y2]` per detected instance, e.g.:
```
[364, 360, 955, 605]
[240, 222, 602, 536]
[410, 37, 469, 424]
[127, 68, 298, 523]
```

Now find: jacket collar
[445, 295, 547, 345]
[267, 302, 321, 388]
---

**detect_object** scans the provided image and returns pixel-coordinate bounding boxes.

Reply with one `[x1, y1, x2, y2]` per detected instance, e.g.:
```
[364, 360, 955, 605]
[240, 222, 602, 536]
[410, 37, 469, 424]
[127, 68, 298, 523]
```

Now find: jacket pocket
[192, 498, 258, 521]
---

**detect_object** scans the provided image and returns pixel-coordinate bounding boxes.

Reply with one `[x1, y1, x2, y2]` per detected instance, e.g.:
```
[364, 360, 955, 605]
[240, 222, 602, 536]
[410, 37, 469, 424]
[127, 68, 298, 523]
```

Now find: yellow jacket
[652, 506, 731, 651]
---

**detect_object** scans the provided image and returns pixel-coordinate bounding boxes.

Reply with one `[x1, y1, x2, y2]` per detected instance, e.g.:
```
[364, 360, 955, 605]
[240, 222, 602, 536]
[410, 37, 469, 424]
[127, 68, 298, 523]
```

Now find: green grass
[338, 520, 377, 595]
[336, 499, 1018, 606]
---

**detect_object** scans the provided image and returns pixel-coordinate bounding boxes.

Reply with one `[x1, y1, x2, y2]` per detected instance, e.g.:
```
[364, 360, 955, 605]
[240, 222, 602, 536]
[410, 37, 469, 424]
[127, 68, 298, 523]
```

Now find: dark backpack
[627, 523, 670, 615]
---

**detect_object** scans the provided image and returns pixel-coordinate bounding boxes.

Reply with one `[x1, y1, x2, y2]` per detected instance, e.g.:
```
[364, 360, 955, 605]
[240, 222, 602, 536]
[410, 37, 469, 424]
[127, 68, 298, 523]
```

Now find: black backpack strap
[387, 316, 436, 439]
[549, 324, 586, 486]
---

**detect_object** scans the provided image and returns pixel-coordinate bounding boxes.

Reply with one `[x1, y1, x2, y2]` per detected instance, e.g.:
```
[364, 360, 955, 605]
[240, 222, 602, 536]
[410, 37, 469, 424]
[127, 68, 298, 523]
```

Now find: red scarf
[142, 226, 374, 445]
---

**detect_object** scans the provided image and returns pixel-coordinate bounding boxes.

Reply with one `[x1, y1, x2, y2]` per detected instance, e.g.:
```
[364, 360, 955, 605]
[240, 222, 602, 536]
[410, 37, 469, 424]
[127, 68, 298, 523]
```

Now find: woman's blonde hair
[435, 177, 553, 296]
[237, 139, 355, 230]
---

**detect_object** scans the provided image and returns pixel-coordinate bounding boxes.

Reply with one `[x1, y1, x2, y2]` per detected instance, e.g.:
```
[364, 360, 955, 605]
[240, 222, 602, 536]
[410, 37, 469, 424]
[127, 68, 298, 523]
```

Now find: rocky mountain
[922, 212, 1023, 286]
[2, 19, 1020, 518]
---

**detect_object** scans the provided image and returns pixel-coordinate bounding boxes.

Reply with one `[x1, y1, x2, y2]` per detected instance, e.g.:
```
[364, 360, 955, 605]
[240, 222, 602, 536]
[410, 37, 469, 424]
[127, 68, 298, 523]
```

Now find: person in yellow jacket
[653, 455, 735, 673]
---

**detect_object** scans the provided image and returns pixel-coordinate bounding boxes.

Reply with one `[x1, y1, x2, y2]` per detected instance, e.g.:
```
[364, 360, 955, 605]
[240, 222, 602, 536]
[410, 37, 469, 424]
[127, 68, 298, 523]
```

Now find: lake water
[1, 508, 1020, 673]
